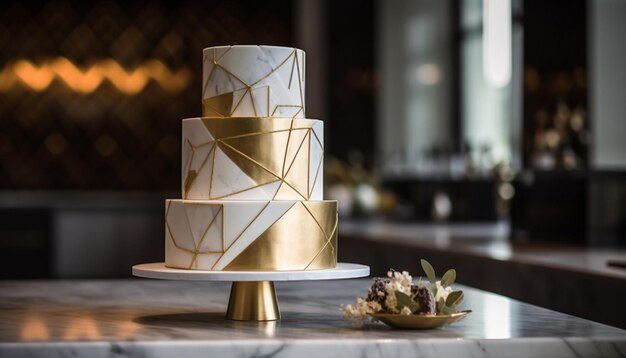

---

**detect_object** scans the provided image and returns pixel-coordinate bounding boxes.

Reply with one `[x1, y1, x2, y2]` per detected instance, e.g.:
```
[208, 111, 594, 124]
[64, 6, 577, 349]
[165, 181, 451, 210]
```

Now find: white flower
[434, 281, 452, 302]
[383, 270, 413, 313]
[392, 270, 413, 288]
[341, 297, 382, 327]
[367, 300, 382, 312]
[384, 290, 399, 313]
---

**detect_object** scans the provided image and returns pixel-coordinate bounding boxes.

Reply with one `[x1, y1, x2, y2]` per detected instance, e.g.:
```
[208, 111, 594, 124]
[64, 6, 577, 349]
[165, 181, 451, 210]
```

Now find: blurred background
[0, 0, 625, 326]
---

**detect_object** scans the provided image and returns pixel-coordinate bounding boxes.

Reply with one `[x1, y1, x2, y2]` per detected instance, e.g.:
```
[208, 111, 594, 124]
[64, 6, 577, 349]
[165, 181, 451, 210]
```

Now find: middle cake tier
[165, 199, 338, 271]
[182, 117, 324, 200]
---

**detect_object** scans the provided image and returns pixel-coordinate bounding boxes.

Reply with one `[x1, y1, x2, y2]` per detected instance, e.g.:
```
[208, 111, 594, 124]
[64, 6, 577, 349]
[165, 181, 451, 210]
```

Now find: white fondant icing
[273, 105, 302, 118]
[260, 180, 283, 198]
[184, 118, 214, 146]
[164, 228, 194, 268]
[251, 86, 270, 117]
[230, 87, 256, 117]
[218, 46, 274, 86]
[188, 143, 213, 174]
[211, 146, 258, 198]
[185, 147, 214, 199]
[203, 208, 223, 252]
[206, 64, 240, 94]
[184, 202, 220, 250]
[181, 138, 193, 180]
[202, 46, 305, 118]
[222, 201, 268, 249]
[222, 180, 281, 201]
[166, 202, 195, 252]
[181, 119, 216, 198]
[194, 252, 221, 269]
[309, 122, 324, 199]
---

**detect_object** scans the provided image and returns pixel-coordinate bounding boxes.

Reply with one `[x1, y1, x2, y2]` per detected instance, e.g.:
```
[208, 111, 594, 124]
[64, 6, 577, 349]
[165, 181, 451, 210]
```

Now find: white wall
[378, 0, 452, 175]
[590, 0, 626, 169]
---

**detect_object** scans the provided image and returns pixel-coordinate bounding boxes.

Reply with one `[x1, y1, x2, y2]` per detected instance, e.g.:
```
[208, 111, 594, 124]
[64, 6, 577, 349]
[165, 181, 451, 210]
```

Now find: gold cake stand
[132, 262, 370, 321]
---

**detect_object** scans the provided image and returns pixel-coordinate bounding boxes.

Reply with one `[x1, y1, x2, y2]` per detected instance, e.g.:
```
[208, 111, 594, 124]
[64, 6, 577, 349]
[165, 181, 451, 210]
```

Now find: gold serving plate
[370, 310, 471, 329]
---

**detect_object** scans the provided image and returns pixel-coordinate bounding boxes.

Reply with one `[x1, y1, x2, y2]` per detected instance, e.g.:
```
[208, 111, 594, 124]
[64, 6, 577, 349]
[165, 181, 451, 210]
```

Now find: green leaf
[441, 305, 457, 315]
[421, 259, 436, 283]
[445, 291, 464, 307]
[395, 291, 420, 313]
[440, 269, 456, 288]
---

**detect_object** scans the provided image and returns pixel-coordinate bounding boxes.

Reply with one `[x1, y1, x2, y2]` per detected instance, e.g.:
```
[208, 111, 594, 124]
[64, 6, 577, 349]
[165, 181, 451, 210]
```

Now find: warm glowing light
[94, 134, 117, 157]
[0, 57, 192, 95]
[483, 0, 512, 88]
[21, 316, 50, 341]
[44, 132, 68, 156]
[416, 63, 441, 86]
[115, 320, 139, 339]
[13, 60, 55, 91]
[63, 316, 101, 340]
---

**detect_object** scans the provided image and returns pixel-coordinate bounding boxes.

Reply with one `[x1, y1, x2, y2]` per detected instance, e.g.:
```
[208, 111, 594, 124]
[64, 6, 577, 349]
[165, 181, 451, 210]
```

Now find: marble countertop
[338, 221, 626, 330]
[1, 279, 625, 357]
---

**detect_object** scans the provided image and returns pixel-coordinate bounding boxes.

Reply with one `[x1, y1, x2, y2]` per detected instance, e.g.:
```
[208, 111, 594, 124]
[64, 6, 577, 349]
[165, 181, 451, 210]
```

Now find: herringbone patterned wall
[0, 0, 293, 189]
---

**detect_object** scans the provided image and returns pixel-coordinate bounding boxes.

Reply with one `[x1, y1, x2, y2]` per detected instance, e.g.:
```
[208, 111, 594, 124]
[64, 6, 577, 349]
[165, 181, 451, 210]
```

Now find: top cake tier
[202, 45, 305, 119]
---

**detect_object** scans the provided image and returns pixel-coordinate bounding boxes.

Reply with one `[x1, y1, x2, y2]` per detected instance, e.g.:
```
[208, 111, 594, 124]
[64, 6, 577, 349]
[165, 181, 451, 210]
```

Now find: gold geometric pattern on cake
[223, 201, 337, 271]
[165, 200, 337, 271]
[201, 47, 305, 118]
[164, 200, 224, 269]
[182, 118, 323, 201]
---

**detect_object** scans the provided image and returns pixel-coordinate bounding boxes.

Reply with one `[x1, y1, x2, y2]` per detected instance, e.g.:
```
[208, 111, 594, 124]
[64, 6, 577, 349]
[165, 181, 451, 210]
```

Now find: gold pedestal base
[226, 281, 280, 321]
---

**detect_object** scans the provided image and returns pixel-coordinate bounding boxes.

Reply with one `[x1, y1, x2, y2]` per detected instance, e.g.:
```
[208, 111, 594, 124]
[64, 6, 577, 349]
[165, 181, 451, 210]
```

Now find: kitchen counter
[338, 220, 626, 329]
[1, 279, 624, 357]
[339, 220, 626, 280]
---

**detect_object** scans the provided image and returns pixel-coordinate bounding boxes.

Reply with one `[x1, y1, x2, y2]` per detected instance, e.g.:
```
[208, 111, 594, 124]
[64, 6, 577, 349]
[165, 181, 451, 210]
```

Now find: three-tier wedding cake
[165, 45, 337, 271]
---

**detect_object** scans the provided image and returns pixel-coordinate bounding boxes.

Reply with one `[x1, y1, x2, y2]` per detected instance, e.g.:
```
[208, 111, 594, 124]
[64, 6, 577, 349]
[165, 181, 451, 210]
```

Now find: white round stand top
[132, 262, 370, 282]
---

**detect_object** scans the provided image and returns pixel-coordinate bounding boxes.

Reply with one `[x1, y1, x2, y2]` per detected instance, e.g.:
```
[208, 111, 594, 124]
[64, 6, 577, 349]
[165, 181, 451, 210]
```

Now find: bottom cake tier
[165, 199, 338, 271]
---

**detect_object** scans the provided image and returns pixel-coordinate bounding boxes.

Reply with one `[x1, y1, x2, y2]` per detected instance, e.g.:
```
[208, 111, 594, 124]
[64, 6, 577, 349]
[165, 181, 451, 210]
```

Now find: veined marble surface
[0, 279, 624, 358]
